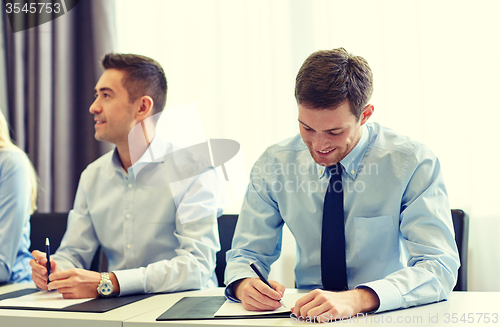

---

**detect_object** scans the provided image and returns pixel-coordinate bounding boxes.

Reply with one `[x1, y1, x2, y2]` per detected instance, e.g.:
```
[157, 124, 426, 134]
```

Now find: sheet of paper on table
[0, 290, 93, 309]
[214, 292, 304, 317]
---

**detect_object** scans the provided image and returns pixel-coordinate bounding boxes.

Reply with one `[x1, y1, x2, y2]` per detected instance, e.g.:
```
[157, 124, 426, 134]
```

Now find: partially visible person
[0, 110, 37, 283]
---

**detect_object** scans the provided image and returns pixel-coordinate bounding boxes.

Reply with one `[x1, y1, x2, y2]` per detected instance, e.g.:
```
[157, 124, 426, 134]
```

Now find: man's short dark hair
[295, 48, 373, 119]
[101, 53, 167, 114]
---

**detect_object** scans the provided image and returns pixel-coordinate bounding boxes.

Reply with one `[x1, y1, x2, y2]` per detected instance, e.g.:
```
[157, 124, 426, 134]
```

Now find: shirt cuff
[356, 279, 402, 313]
[112, 269, 145, 296]
[224, 281, 241, 302]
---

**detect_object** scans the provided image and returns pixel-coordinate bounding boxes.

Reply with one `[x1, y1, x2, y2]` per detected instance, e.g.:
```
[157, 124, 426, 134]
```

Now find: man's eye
[329, 132, 342, 136]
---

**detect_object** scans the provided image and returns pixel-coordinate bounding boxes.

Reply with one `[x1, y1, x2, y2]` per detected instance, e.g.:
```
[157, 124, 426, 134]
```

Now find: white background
[116, 0, 500, 291]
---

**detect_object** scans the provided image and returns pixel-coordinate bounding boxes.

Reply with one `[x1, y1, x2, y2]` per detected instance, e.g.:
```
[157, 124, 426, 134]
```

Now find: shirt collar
[109, 148, 129, 178]
[109, 143, 165, 179]
[340, 124, 369, 179]
[110, 147, 123, 170]
[316, 163, 328, 179]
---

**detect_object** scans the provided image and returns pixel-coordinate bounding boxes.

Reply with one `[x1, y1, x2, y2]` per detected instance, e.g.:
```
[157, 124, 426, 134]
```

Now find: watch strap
[97, 272, 114, 297]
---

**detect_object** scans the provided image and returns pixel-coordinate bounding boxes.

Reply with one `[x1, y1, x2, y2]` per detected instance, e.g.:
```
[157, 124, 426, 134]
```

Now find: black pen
[45, 238, 51, 286]
[250, 262, 286, 308]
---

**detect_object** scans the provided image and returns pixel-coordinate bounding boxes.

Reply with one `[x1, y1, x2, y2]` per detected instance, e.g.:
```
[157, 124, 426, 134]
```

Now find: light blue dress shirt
[53, 148, 220, 295]
[0, 148, 33, 283]
[225, 122, 459, 313]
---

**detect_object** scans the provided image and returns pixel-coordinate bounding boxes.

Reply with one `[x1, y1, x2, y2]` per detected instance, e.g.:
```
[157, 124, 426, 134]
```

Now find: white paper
[214, 292, 304, 317]
[0, 290, 93, 309]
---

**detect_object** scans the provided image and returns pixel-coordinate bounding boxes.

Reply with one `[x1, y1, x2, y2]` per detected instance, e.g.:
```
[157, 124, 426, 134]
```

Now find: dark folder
[156, 296, 291, 321]
[0, 288, 153, 313]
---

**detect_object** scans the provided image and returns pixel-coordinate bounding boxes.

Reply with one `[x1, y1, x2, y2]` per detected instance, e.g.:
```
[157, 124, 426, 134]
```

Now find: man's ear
[137, 95, 154, 118]
[359, 104, 374, 126]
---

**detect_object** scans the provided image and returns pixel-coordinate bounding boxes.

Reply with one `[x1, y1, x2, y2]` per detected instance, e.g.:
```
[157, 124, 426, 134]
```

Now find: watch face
[99, 282, 113, 296]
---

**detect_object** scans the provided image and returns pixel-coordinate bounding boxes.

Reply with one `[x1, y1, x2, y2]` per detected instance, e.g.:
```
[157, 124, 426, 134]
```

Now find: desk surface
[0, 283, 197, 327]
[123, 289, 500, 327]
[1, 285, 499, 327]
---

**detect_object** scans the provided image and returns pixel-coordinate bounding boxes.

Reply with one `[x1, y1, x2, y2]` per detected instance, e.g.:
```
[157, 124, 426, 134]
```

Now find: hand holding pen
[29, 240, 60, 291]
[250, 262, 286, 308]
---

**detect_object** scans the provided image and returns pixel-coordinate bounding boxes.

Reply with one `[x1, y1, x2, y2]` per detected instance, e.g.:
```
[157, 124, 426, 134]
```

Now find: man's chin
[311, 155, 338, 167]
[312, 154, 340, 167]
[94, 133, 108, 143]
[306, 148, 342, 167]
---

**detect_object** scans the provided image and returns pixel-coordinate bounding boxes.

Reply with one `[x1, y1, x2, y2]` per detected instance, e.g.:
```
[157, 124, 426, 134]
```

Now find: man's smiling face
[298, 101, 372, 167]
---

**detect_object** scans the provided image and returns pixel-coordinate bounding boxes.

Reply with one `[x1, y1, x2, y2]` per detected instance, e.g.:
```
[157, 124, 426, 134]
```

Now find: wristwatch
[97, 272, 114, 298]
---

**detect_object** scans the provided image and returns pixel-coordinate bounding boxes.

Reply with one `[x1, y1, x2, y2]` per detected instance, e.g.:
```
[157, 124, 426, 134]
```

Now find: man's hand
[291, 288, 380, 323]
[235, 277, 285, 311]
[47, 269, 101, 299]
[30, 250, 61, 290]
[30, 250, 121, 299]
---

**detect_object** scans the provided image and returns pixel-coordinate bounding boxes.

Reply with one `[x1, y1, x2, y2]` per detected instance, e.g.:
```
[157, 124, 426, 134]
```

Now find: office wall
[115, 0, 500, 291]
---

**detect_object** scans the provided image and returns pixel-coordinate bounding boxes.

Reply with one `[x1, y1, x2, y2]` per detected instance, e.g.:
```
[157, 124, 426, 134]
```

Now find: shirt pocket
[353, 215, 399, 261]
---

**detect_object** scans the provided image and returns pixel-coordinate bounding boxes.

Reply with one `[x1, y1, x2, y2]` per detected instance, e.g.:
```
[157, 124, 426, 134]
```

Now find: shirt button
[319, 169, 322, 174]
[351, 170, 355, 174]
[128, 183, 133, 188]
[127, 244, 132, 249]
[126, 214, 131, 218]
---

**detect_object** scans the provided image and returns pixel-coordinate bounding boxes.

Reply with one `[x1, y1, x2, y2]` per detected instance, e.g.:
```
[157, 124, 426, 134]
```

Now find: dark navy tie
[321, 163, 348, 291]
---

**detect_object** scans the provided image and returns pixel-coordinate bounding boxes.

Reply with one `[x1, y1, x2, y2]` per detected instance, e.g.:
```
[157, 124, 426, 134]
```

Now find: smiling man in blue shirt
[224, 48, 459, 320]
[29, 53, 219, 298]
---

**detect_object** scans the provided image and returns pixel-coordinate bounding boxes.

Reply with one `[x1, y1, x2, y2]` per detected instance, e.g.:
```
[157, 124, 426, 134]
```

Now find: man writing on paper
[224, 48, 459, 320]
[30, 53, 220, 298]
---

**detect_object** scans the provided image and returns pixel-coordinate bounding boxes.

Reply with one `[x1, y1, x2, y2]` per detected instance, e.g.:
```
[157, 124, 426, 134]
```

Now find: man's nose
[313, 136, 329, 151]
[89, 98, 101, 114]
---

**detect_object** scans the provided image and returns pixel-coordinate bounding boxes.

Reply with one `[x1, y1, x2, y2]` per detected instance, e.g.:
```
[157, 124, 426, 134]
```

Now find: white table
[0, 283, 193, 327]
[2, 284, 499, 326]
[123, 289, 500, 327]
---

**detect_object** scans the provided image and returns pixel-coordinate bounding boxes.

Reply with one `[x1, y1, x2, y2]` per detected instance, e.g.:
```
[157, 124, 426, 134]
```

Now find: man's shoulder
[368, 122, 433, 158]
[251, 134, 313, 176]
[367, 123, 427, 154]
[252, 134, 309, 167]
[82, 150, 115, 177]
[263, 134, 308, 157]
